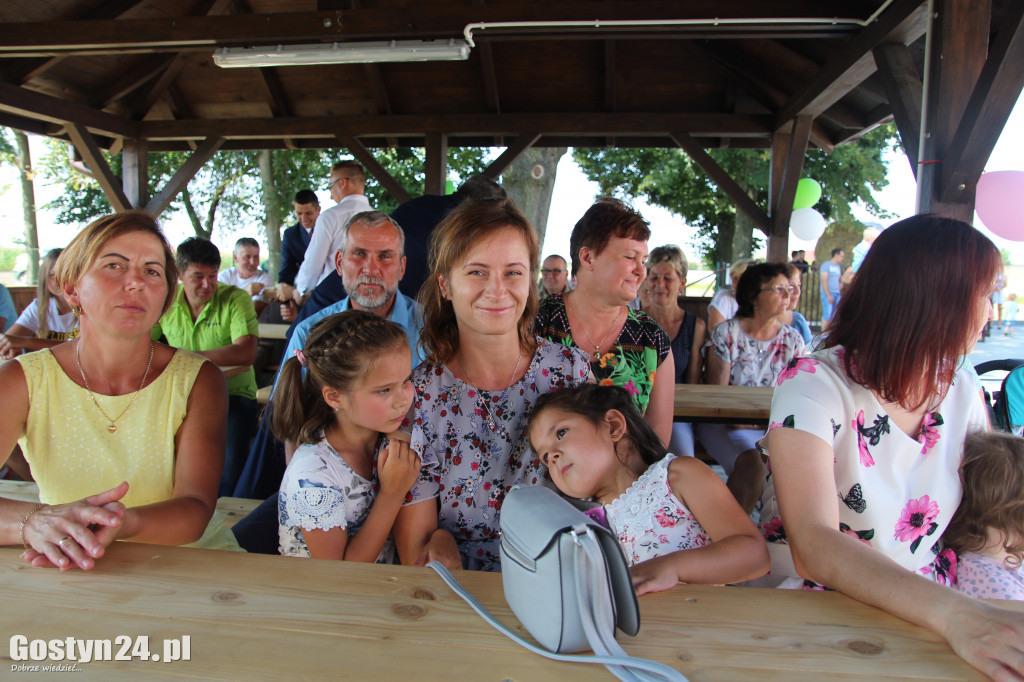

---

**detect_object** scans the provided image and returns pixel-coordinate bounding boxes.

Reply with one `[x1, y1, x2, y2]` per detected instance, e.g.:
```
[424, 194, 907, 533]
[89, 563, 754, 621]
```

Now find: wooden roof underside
[0, 0, 1016, 153]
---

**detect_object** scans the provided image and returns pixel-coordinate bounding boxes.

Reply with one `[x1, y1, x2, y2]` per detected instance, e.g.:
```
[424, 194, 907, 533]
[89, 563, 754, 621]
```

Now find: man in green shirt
[153, 237, 258, 496]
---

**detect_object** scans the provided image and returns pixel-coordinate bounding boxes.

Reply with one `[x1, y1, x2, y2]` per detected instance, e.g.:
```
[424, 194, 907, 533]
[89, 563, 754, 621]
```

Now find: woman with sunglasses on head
[696, 262, 804, 513]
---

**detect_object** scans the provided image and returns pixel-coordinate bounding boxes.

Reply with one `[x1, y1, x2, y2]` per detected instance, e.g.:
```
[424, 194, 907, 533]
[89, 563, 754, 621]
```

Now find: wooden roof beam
[93, 54, 176, 110]
[140, 113, 771, 140]
[424, 133, 447, 196]
[337, 134, 412, 204]
[774, 0, 928, 131]
[482, 133, 542, 180]
[126, 54, 189, 121]
[67, 123, 133, 211]
[669, 132, 769, 232]
[145, 136, 224, 216]
[769, 116, 813, 239]
[873, 42, 922, 173]
[0, 0, 148, 83]
[695, 41, 836, 152]
[0, 80, 136, 139]
[940, 2, 1024, 203]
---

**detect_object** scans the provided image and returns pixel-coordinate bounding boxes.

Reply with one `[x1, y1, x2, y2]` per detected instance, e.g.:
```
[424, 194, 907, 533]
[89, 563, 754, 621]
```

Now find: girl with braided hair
[272, 310, 420, 560]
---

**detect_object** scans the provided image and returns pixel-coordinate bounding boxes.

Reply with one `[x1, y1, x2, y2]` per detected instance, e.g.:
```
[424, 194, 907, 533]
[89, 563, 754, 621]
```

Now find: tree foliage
[573, 125, 899, 266]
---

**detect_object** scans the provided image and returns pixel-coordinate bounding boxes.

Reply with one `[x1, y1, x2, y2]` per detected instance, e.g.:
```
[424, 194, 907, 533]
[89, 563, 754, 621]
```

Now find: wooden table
[674, 384, 774, 424]
[257, 322, 290, 339]
[0, 481, 259, 529]
[0, 541, 1008, 681]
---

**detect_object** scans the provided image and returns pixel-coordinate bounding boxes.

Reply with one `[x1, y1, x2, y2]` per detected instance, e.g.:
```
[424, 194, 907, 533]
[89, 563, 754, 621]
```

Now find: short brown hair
[54, 211, 178, 314]
[822, 215, 1000, 410]
[418, 199, 539, 365]
[568, 197, 650, 276]
[332, 160, 366, 185]
[944, 431, 1024, 568]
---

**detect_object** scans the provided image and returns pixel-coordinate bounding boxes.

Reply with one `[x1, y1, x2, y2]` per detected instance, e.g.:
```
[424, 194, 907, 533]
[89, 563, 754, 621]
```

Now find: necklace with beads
[76, 339, 154, 434]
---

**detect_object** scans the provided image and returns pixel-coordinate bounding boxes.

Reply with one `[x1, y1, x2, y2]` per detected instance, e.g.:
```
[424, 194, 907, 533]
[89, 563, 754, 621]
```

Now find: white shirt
[294, 194, 372, 293]
[217, 267, 273, 302]
[15, 297, 78, 339]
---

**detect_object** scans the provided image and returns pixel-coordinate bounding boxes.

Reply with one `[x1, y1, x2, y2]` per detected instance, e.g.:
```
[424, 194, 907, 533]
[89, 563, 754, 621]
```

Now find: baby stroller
[975, 359, 1024, 434]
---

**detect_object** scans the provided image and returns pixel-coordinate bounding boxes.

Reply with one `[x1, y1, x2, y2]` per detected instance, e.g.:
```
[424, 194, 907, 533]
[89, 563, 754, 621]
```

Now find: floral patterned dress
[604, 454, 710, 565]
[535, 293, 669, 415]
[758, 346, 989, 589]
[278, 435, 393, 562]
[710, 316, 805, 387]
[405, 337, 591, 571]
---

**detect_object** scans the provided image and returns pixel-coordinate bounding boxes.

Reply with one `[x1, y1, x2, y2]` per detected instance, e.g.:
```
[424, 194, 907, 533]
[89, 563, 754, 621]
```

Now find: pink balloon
[977, 170, 1024, 241]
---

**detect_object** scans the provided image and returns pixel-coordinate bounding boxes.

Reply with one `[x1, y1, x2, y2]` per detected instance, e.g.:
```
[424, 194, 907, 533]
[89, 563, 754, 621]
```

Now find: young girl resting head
[527, 383, 769, 594]
[944, 431, 1024, 601]
[272, 310, 420, 561]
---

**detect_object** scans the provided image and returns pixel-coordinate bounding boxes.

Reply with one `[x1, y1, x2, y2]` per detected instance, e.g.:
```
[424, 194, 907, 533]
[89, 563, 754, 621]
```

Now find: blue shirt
[821, 261, 842, 295]
[0, 284, 17, 332]
[852, 241, 870, 273]
[279, 290, 425, 391]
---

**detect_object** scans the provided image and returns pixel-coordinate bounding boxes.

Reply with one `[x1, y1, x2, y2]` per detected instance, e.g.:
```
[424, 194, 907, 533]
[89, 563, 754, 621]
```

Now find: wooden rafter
[126, 54, 189, 121]
[145, 136, 224, 216]
[695, 41, 835, 151]
[67, 123, 133, 211]
[940, 2, 1024, 203]
[0, 0, 147, 84]
[482, 133, 542, 180]
[871, 42, 922, 170]
[122, 139, 148, 208]
[669, 132, 769, 232]
[140, 113, 771, 141]
[336, 135, 412, 204]
[774, 0, 928, 131]
[93, 54, 176, 109]
[1, 82, 137, 140]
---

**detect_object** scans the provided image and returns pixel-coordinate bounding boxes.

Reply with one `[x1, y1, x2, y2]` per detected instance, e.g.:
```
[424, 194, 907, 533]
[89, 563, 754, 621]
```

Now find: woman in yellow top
[0, 211, 232, 570]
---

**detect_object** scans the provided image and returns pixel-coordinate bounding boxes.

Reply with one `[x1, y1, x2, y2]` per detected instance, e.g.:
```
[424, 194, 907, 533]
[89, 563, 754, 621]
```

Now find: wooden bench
[0, 480, 261, 528]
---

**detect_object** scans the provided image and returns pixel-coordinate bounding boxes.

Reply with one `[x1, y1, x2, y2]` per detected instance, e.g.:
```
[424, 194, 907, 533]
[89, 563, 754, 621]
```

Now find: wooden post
[917, 0, 991, 221]
[122, 139, 148, 209]
[767, 117, 812, 263]
[424, 133, 447, 196]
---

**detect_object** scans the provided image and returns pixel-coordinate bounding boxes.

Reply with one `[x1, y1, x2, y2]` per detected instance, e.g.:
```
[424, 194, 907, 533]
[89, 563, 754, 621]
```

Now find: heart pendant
[107, 424, 117, 434]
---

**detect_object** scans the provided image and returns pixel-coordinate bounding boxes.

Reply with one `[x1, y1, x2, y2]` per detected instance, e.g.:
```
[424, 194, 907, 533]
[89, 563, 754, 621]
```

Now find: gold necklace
[570, 302, 623, 360]
[76, 339, 154, 434]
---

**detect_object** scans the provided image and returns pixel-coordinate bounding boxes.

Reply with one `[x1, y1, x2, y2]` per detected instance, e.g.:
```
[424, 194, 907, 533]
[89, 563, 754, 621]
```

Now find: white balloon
[789, 207, 827, 241]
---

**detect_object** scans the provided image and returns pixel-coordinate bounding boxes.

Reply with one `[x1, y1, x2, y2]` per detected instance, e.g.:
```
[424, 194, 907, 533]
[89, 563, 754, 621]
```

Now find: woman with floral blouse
[759, 215, 1024, 680]
[392, 199, 590, 571]
[535, 197, 674, 449]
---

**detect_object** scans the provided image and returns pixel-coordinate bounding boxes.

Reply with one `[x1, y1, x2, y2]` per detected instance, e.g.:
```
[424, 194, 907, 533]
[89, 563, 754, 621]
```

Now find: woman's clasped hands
[19, 481, 130, 571]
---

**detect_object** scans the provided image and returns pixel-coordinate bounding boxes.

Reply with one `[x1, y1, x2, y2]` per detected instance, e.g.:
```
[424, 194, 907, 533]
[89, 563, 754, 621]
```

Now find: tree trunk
[732, 207, 755, 260]
[14, 131, 39, 283]
[500, 147, 567, 248]
[182, 187, 211, 240]
[258, 150, 283, 278]
[714, 213, 737, 272]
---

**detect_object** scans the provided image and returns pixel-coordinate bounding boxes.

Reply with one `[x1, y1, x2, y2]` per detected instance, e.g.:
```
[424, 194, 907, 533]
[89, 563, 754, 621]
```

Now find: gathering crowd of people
[3, 159, 1024, 680]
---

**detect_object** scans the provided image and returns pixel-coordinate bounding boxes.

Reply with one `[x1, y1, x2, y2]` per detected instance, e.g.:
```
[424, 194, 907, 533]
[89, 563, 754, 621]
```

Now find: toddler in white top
[527, 383, 768, 594]
[944, 431, 1024, 600]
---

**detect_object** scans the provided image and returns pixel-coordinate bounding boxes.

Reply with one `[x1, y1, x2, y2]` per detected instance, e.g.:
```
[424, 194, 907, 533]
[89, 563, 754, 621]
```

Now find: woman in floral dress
[697, 262, 804, 512]
[392, 200, 590, 571]
[759, 215, 1024, 680]
[535, 197, 674, 449]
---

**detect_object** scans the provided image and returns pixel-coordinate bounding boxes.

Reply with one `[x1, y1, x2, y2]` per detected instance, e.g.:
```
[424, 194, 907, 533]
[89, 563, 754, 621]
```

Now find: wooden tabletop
[674, 384, 774, 423]
[257, 323, 290, 339]
[1, 541, 1012, 680]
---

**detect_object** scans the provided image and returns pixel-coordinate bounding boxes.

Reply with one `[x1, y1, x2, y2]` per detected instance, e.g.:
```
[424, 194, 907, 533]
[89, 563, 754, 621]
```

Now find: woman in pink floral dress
[759, 215, 1024, 680]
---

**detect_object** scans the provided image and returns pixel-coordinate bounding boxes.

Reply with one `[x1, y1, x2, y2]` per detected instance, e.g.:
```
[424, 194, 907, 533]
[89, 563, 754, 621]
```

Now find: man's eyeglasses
[541, 268, 566, 275]
[761, 286, 796, 296]
[328, 176, 351, 189]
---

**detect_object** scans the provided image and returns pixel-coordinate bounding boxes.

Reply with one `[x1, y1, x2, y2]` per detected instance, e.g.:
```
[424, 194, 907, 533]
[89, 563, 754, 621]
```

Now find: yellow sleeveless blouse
[17, 348, 242, 551]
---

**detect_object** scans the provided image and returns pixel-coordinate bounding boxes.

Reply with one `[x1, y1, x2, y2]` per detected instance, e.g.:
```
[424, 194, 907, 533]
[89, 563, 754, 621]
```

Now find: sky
[0, 93, 1021, 276]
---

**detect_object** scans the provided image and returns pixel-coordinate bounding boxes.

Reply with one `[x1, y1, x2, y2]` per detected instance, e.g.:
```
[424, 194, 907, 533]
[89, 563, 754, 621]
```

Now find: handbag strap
[427, 557, 688, 682]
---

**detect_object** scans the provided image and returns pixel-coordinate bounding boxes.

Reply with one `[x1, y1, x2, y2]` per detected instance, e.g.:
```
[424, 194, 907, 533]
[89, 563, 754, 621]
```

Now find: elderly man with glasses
[539, 254, 574, 301]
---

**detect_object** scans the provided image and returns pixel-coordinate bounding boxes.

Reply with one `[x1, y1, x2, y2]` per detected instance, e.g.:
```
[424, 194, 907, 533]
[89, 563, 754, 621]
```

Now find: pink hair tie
[294, 349, 308, 367]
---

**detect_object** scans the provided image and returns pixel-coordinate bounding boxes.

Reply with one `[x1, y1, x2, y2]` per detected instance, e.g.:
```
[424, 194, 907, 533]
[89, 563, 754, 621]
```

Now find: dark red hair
[823, 215, 1000, 410]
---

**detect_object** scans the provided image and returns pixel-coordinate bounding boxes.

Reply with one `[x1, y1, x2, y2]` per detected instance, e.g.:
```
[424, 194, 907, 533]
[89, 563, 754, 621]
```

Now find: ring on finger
[58, 536, 72, 550]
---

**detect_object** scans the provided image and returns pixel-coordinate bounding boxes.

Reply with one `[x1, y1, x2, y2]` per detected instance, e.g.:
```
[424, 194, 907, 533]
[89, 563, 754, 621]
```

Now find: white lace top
[605, 454, 710, 565]
[278, 436, 394, 562]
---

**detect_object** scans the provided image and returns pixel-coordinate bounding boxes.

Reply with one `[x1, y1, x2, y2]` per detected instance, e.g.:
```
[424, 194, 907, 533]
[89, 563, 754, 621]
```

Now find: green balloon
[793, 178, 822, 209]
[445, 179, 456, 195]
